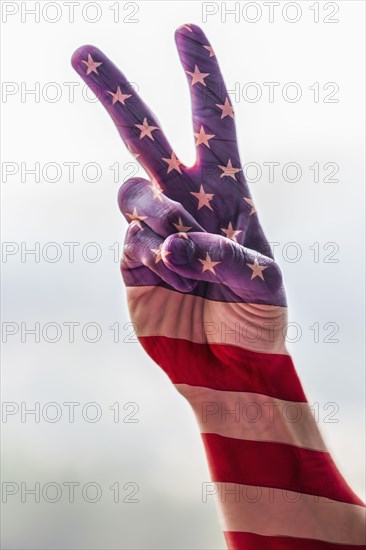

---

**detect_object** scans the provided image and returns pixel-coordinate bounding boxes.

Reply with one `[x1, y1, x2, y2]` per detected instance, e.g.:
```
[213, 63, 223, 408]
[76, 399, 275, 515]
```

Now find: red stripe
[201, 434, 364, 506]
[139, 336, 307, 402]
[224, 531, 366, 549]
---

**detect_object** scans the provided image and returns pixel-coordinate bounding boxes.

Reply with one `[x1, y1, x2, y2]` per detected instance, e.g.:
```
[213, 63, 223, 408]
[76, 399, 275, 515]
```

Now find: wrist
[128, 284, 289, 355]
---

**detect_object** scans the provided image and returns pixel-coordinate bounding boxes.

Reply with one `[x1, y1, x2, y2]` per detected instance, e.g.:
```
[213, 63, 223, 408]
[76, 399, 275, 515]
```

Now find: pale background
[1, 1, 365, 548]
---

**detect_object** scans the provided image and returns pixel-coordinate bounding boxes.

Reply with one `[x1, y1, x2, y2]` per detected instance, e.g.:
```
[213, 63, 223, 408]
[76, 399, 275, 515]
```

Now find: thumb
[162, 232, 286, 306]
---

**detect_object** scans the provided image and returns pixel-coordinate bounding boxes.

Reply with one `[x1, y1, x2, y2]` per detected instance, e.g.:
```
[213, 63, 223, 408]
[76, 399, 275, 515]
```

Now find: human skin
[72, 24, 365, 549]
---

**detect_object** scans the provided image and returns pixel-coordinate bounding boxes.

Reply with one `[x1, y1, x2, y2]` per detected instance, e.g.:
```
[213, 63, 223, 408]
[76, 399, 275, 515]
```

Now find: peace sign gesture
[72, 23, 284, 306]
[72, 24, 364, 550]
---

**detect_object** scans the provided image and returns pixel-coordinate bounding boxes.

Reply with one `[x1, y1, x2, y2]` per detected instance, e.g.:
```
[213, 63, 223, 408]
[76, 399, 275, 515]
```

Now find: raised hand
[72, 24, 365, 550]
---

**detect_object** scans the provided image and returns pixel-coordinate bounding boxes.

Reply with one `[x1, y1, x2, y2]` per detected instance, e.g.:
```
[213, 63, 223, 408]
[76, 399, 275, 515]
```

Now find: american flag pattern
[72, 24, 365, 549]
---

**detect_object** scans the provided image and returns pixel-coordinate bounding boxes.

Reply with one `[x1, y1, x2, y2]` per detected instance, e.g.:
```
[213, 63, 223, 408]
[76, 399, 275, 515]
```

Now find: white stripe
[127, 286, 289, 355]
[175, 384, 326, 451]
[212, 483, 366, 545]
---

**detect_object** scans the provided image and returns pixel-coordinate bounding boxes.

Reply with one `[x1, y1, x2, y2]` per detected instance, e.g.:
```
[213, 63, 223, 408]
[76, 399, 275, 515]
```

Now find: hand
[72, 24, 288, 373]
[72, 24, 365, 549]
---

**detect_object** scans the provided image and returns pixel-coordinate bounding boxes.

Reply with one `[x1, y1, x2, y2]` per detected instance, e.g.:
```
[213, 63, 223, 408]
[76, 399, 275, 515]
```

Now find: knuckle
[118, 177, 150, 210]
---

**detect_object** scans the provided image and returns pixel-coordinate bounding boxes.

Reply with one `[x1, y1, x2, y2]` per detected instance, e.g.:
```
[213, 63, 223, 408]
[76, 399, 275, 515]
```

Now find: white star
[180, 24, 193, 32]
[186, 65, 210, 87]
[135, 118, 160, 140]
[198, 253, 221, 275]
[244, 197, 256, 215]
[216, 97, 234, 119]
[203, 45, 215, 57]
[173, 217, 192, 238]
[190, 185, 214, 211]
[194, 126, 215, 148]
[107, 86, 132, 105]
[151, 244, 171, 264]
[173, 216, 192, 232]
[82, 54, 102, 75]
[246, 258, 268, 281]
[127, 145, 140, 159]
[125, 207, 147, 229]
[149, 181, 163, 202]
[218, 159, 241, 181]
[221, 222, 242, 242]
[162, 152, 182, 174]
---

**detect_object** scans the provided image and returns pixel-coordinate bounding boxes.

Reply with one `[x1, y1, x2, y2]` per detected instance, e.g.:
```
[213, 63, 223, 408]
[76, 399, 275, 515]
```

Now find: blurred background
[1, 1, 365, 548]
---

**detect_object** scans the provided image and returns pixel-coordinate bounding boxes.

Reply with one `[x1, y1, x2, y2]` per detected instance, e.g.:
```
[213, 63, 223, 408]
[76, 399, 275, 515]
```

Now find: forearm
[178, 351, 365, 549]
[131, 287, 365, 549]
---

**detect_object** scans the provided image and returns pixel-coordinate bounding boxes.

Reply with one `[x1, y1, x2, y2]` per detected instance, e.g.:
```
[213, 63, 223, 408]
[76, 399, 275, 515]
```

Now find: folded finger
[122, 223, 196, 293]
[162, 232, 285, 306]
[118, 177, 206, 238]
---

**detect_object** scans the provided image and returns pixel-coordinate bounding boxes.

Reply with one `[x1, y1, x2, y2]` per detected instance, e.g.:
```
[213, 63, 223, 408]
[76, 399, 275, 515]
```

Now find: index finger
[71, 45, 181, 187]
